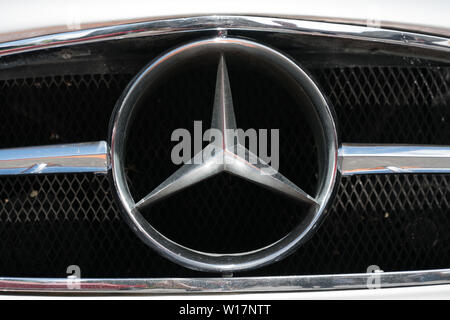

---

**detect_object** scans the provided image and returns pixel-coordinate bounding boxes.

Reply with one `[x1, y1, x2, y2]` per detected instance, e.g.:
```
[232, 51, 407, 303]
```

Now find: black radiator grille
[0, 59, 449, 277]
[0, 174, 448, 277]
[0, 74, 132, 149]
[315, 66, 450, 144]
[0, 66, 448, 147]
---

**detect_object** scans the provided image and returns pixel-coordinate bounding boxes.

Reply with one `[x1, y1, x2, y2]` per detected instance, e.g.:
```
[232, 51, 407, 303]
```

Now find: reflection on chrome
[0, 141, 108, 175]
[0, 268, 448, 293]
[339, 144, 450, 175]
[0, 15, 449, 57]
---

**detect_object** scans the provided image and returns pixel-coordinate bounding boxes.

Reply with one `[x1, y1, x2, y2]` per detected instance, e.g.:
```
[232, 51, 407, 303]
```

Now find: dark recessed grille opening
[0, 46, 449, 277]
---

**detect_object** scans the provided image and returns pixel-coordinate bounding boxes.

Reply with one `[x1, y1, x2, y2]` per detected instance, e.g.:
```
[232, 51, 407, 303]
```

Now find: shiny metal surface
[136, 55, 317, 209]
[0, 268, 448, 294]
[2, 142, 448, 177]
[0, 15, 449, 58]
[0, 142, 108, 175]
[339, 144, 450, 175]
[109, 37, 339, 273]
[1, 0, 450, 41]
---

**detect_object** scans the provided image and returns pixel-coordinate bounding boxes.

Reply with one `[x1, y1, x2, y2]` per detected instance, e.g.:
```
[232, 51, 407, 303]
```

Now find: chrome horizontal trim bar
[339, 144, 450, 175]
[1, 142, 449, 176]
[0, 15, 449, 57]
[0, 141, 108, 175]
[0, 268, 448, 294]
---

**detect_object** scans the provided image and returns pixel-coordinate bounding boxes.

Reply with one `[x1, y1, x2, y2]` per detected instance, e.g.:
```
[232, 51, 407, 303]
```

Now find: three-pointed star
[135, 56, 318, 209]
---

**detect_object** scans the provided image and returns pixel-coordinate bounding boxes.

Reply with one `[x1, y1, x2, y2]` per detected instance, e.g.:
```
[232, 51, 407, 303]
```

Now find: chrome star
[136, 55, 317, 209]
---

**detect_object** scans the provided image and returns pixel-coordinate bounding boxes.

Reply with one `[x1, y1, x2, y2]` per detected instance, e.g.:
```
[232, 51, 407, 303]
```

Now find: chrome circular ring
[109, 37, 339, 273]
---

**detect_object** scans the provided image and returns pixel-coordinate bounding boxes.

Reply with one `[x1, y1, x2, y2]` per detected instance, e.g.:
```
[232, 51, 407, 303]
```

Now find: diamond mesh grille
[1, 66, 448, 147]
[0, 58, 448, 276]
[0, 74, 132, 148]
[0, 174, 448, 277]
[313, 66, 450, 144]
